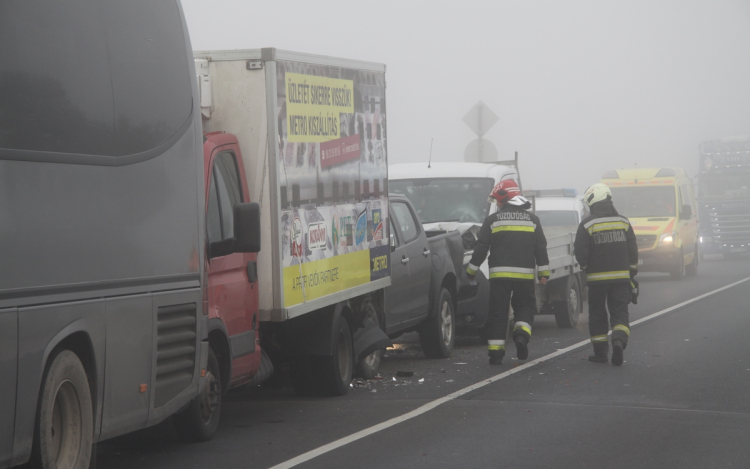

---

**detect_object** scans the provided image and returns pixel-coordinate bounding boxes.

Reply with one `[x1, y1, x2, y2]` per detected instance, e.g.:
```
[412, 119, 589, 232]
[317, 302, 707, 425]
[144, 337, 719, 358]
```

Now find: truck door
[386, 214, 412, 328]
[207, 150, 257, 382]
[390, 201, 431, 318]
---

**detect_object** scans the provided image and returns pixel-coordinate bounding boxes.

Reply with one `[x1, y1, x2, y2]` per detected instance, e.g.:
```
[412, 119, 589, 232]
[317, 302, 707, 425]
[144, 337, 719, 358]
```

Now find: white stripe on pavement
[268, 276, 750, 469]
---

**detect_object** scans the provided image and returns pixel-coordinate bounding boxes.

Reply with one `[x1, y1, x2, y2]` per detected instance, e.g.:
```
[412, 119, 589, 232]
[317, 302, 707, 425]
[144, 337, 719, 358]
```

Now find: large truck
[1, 2, 221, 467]
[389, 160, 585, 332]
[194, 49, 391, 396]
[697, 137, 750, 258]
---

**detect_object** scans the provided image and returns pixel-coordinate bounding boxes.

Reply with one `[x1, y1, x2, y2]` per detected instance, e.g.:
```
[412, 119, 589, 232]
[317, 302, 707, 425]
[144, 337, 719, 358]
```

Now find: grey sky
[181, 0, 750, 192]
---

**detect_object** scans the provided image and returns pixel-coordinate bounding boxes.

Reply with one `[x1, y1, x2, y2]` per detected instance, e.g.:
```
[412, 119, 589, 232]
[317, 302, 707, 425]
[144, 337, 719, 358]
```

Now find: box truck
[195, 49, 392, 395]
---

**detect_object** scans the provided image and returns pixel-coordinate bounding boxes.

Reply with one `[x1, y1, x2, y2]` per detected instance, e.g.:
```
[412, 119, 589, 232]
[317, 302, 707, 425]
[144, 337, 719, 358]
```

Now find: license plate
[730, 247, 747, 253]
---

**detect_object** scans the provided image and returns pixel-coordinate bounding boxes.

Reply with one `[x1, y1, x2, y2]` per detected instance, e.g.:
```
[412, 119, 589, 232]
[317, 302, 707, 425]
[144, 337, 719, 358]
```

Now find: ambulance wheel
[31, 350, 93, 469]
[357, 302, 384, 379]
[554, 276, 581, 328]
[670, 251, 685, 280]
[686, 247, 698, 276]
[420, 288, 455, 358]
[173, 347, 221, 442]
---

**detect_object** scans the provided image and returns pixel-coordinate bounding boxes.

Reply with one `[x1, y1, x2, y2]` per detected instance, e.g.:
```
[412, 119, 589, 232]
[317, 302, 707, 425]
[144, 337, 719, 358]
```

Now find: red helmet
[488, 180, 521, 206]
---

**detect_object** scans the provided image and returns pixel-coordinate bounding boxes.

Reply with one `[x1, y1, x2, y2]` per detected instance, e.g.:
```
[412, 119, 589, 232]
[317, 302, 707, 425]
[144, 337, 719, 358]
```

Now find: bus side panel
[0, 308, 17, 468]
[14, 300, 106, 464]
[99, 294, 153, 441]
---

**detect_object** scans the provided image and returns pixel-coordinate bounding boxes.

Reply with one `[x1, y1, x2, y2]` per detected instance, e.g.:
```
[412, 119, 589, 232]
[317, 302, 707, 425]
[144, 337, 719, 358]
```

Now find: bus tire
[31, 350, 93, 469]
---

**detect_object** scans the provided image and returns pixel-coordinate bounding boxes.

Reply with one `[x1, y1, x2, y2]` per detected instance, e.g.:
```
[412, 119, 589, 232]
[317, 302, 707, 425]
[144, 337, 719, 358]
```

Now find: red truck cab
[177, 131, 267, 440]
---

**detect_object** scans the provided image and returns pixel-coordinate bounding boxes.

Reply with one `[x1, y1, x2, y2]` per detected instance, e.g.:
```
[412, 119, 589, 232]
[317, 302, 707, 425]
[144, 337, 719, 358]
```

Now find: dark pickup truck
[383, 195, 464, 356]
[357, 195, 464, 377]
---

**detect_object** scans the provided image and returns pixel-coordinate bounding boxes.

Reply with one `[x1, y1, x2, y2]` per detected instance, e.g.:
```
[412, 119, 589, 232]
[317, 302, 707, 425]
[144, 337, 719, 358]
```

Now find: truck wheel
[670, 251, 685, 280]
[420, 288, 455, 359]
[317, 314, 354, 396]
[291, 315, 354, 396]
[686, 247, 698, 276]
[554, 276, 581, 328]
[357, 302, 384, 379]
[173, 347, 221, 442]
[31, 350, 93, 469]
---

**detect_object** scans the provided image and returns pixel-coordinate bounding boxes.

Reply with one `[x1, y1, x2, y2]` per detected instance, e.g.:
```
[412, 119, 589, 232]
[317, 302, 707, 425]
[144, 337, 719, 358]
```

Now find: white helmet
[583, 183, 612, 206]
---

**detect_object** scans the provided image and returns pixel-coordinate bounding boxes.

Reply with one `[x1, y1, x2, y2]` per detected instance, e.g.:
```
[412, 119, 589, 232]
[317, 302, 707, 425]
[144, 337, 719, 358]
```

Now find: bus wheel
[173, 347, 221, 442]
[32, 350, 93, 469]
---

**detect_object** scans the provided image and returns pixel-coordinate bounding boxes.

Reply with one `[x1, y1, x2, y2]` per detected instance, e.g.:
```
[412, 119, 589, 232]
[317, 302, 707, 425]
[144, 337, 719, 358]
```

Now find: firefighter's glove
[630, 278, 639, 305]
[538, 276, 549, 285]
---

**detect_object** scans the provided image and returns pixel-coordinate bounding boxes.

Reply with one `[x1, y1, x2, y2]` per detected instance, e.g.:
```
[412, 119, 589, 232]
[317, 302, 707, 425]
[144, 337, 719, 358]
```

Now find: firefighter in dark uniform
[466, 180, 550, 365]
[574, 183, 638, 366]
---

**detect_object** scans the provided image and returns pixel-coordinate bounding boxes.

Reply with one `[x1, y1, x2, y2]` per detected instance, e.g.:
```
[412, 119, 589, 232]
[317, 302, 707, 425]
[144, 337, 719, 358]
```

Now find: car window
[391, 202, 419, 243]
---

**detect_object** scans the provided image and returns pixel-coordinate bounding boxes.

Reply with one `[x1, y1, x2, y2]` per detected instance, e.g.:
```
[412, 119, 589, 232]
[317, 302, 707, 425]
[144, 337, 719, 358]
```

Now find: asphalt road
[96, 257, 750, 469]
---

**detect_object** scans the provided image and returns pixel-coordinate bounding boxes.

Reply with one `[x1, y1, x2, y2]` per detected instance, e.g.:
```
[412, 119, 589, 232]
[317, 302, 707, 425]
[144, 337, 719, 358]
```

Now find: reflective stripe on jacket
[467, 205, 550, 281]
[574, 202, 638, 284]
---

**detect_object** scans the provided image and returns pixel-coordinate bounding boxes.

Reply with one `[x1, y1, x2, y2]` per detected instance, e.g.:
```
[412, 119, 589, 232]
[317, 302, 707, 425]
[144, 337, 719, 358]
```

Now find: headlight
[659, 231, 677, 245]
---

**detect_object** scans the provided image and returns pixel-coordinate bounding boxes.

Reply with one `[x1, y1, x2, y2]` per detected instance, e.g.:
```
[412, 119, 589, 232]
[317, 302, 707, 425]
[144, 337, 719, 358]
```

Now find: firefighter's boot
[588, 342, 609, 363]
[513, 334, 529, 360]
[488, 349, 505, 365]
[611, 339, 624, 366]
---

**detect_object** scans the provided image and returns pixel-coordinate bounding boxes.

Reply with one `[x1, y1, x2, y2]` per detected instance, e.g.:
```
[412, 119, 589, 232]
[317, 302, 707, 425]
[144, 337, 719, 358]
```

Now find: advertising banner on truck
[275, 60, 389, 307]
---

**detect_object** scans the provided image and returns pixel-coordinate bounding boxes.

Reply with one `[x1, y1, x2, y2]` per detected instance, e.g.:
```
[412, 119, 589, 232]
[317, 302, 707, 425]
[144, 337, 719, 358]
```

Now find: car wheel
[173, 347, 221, 442]
[670, 250, 685, 280]
[420, 288, 455, 358]
[686, 247, 698, 276]
[554, 276, 581, 328]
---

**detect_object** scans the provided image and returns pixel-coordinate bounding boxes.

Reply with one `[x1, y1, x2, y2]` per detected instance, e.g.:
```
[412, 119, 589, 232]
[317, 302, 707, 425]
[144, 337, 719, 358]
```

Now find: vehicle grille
[706, 204, 750, 246]
[636, 235, 657, 250]
[154, 303, 196, 408]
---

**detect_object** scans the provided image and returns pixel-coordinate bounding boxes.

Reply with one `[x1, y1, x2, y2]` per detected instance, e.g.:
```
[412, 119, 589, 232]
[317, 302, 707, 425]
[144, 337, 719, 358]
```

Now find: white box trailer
[195, 48, 391, 395]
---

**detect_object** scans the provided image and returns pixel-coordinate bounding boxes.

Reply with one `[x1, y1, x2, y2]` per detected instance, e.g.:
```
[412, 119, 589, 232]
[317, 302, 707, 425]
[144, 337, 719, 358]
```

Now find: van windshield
[609, 186, 676, 218]
[390, 178, 495, 224]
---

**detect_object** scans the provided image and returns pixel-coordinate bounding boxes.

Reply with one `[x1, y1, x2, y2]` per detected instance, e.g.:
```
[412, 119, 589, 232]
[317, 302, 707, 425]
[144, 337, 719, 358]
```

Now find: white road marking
[269, 276, 750, 469]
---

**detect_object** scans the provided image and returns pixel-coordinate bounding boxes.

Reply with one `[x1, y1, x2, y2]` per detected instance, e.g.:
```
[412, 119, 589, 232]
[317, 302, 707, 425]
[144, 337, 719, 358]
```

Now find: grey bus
[1, 1, 212, 467]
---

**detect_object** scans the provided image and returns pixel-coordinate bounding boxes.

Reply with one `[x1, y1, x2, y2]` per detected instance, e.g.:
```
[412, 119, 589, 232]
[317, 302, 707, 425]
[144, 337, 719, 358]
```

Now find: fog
[181, 0, 750, 192]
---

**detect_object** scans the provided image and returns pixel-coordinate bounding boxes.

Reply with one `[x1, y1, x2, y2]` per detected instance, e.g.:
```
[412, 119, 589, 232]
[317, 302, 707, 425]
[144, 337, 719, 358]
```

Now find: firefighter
[574, 183, 638, 366]
[466, 180, 550, 365]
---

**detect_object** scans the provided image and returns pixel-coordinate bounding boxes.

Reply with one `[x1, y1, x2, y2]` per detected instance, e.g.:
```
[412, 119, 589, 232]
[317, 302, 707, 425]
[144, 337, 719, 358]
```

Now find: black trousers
[486, 279, 537, 342]
[588, 282, 630, 347]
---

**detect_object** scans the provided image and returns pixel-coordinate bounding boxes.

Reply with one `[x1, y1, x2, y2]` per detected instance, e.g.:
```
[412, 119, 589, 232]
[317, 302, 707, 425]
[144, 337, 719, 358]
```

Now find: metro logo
[308, 222, 327, 250]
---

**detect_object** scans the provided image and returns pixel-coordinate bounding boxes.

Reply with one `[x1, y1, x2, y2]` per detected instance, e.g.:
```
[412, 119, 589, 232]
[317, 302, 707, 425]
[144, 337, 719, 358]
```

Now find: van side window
[208, 152, 244, 242]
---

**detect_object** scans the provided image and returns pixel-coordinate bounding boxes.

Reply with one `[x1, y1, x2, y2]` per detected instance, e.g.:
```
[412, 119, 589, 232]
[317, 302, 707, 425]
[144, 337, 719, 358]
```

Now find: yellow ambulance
[601, 168, 699, 279]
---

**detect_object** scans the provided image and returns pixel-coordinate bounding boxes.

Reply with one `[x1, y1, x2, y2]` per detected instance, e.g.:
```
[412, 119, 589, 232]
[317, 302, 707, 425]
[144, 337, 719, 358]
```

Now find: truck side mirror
[680, 204, 692, 219]
[389, 232, 396, 252]
[233, 202, 261, 253]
